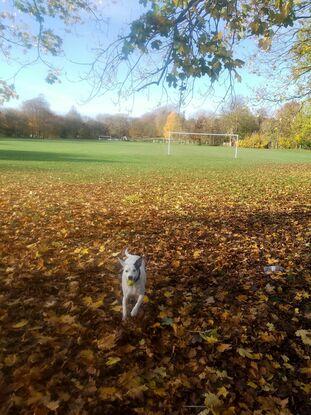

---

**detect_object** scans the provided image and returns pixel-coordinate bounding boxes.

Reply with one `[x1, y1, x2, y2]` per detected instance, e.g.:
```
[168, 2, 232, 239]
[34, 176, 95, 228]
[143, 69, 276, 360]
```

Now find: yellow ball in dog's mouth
[127, 280, 135, 287]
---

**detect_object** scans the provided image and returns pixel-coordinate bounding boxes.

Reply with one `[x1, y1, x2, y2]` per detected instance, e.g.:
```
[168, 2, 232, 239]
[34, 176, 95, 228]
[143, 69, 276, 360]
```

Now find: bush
[300, 135, 311, 149]
[240, 132, 310, 150]
[294, 119, 311, 149]
[239, 132, 270, 148]
[277, 136, 299, 149]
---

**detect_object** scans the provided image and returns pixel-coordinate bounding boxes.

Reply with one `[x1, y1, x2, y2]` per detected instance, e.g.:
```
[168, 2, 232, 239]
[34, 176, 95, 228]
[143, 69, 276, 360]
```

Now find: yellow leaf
[217, 343, 232, 353]
[126, 384, 148, 399]
[106, 356, 121, 366]
[193, 250, 202, 259]
[4, 354, 18, 366]
[83, 296, 104, 309]
[300, 367, 311, 375]
[143, 295, 149, 303]
[83, 296, 93, 306]
[299, 382, 311, 394]
[259, 37, 272, 51]
[164, 291, 173, 298]
[237, 294, 248, 302]
[203, 335, 218, 344]
[74, 247, 88, 255]
[154, 387, 166, 397]
[237, 348, 261, 360]
[27, 391, 44, 405]
[153, 366, 167, 378]
[200, 329, 219, 344]
[59, 314, 75, 325]
[111, 304, 122, 312]
[96, 333, 116, 350]
[99, 386, 118, 400]
[44, 400, 60, 411]
[247, 381, 258, 389]
[217, 386, 229, 398]
[259, 294, 268, 302]
[158, 310, 171, 319]
[267, 322, 275, 331]
[260, 332, 275, 342]
[12, 319, 28, 328]
[204, 392, 222, 409]
[296, 329, 311, 345]
[172, 260, 180, 269]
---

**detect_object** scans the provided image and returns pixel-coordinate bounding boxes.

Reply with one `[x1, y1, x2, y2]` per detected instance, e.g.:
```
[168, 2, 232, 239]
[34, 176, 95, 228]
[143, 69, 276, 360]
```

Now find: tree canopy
[89, 0, 310, 101]
[0, 1, 310, 103]
[0, 0, 98, 103]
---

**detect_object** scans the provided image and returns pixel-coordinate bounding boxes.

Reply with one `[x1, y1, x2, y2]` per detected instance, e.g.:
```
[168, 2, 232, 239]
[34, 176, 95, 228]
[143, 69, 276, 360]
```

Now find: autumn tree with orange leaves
[163, 111, 182, 138]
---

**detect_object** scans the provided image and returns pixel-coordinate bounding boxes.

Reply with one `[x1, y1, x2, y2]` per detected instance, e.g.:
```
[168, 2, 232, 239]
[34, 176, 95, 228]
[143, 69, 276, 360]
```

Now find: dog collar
[134, 268, 141, 283]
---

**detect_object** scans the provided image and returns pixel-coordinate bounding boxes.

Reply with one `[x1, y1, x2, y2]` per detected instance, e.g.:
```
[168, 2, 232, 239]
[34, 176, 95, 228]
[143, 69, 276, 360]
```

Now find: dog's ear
[117, 257, 125, 267]
[134, 256, 143, 270]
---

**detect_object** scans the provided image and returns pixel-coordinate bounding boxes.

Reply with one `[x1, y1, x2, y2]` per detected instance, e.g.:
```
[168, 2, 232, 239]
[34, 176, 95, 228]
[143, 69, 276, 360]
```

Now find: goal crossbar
[168, 131, 239, 159]
[169, 131, 238, 137]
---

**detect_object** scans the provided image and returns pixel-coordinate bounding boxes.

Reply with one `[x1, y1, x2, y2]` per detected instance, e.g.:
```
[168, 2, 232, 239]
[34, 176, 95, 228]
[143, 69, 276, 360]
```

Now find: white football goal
[167, 131, 239, 158]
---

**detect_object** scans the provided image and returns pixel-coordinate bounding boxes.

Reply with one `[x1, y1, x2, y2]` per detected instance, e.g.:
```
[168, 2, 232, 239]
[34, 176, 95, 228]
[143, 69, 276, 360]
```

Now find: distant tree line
[185, 100, 310, 149]
[0, 95, 108, 140]
[0, 95, 310, 148]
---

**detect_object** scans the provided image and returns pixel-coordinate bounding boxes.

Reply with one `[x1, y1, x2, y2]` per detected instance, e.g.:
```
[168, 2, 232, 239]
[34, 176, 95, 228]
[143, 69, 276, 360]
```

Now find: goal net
[167, 131, 239, 158]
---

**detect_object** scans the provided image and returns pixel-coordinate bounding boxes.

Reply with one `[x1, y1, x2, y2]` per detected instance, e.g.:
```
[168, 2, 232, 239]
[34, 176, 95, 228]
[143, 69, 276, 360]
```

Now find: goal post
[167, 131, 239, 159]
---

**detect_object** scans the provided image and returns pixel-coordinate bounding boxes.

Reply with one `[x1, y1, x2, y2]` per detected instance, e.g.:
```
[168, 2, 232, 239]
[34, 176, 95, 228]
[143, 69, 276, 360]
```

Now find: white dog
[118, 249, 146, 320]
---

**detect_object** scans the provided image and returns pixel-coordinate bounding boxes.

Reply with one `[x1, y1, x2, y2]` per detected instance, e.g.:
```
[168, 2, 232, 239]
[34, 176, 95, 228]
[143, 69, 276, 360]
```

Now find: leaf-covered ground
[0, 143, 310, 414]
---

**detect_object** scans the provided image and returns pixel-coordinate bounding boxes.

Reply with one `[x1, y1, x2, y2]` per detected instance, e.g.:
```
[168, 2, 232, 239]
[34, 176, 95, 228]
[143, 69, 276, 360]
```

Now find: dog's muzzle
[127, 269, 141, 286]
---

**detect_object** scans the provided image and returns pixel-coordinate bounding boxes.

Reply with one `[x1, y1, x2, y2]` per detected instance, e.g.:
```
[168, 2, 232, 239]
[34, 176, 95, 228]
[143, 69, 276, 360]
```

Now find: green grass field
[0, 138, 310, 181]
[1, 138, 310, 414]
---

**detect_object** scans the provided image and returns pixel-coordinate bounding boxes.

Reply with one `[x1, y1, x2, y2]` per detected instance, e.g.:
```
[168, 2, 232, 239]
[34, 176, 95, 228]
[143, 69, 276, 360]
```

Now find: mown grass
[0, 138, 310, 182]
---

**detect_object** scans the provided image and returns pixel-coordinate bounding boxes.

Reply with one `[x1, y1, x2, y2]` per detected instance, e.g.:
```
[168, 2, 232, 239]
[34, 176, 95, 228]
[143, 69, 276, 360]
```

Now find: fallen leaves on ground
[0, 164, 310, 414]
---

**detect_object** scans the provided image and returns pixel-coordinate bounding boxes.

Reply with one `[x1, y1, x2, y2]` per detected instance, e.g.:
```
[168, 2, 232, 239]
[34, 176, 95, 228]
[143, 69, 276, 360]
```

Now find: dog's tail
[124, 248, 130, 258]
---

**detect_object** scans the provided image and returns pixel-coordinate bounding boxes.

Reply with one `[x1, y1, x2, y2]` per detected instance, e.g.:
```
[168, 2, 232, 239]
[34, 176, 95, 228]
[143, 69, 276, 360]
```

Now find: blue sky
[1, 0, 269, 117]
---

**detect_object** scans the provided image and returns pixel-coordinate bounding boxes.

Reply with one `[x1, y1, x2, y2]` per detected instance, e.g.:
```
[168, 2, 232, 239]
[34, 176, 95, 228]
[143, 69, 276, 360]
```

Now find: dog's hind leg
[131, 294, 144, 317]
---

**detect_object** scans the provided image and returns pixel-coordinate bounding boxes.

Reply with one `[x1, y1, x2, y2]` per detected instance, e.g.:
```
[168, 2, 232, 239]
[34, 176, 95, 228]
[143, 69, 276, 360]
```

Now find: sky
[1, 0, 270, 118]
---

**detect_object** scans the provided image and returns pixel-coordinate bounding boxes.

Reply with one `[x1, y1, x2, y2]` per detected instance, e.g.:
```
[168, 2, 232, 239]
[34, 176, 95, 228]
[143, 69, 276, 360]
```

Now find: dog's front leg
[122, 295, 128, 320]
[131, 294, 144, 317]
